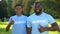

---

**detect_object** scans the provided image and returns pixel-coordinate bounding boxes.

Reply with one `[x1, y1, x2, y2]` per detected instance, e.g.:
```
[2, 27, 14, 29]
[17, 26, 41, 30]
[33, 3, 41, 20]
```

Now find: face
[15, 6, 22, 14]
[34, 3, 42, 15]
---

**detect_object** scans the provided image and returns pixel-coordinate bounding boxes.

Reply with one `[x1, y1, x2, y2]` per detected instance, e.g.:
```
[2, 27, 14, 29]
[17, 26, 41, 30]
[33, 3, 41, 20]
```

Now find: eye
[16, 8, 22, 10]
[35, 6, 40, 8]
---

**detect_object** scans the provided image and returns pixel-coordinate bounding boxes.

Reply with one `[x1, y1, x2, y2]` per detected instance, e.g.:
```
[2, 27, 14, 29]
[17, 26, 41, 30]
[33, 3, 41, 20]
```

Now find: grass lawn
[0, 19, 60, 34]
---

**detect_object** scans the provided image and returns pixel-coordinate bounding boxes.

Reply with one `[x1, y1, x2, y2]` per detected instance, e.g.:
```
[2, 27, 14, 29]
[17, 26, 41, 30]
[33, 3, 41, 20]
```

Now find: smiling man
[27, 2, 59, 34]
[6, 4, 27, 34]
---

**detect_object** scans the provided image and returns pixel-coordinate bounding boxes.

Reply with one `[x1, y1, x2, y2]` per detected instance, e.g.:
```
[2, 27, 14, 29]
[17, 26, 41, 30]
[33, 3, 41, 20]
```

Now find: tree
[0, 0, 7, 18]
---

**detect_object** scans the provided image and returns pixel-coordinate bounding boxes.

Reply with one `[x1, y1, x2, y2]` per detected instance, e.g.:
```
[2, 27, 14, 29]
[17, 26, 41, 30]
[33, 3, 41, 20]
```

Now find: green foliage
[0, 0, 7, 18]
[40, 0, 60, 18]
[0, 0, 60, 18]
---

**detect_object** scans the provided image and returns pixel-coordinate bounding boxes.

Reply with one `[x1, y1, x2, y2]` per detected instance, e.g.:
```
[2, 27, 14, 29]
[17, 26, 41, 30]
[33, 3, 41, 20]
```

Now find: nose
[35, 7, 40, 10]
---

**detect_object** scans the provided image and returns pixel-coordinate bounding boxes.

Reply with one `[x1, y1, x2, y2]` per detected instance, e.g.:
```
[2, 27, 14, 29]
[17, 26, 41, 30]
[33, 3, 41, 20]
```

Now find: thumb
[39, 24, 43, 28]
[11, 19, 14, 22]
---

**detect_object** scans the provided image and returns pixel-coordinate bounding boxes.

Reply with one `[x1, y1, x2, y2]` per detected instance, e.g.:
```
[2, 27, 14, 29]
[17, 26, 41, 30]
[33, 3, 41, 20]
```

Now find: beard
[34, 9, 42, 15]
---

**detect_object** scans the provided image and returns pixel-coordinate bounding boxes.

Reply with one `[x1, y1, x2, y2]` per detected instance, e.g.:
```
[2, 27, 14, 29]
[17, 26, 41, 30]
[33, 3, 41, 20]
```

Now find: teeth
[36, 10, 39, 11]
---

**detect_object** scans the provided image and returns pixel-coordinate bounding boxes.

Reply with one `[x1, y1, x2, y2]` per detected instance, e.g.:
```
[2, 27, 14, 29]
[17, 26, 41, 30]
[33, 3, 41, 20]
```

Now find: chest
[31, 17, 49, 27]
[12, 17, 26, 24]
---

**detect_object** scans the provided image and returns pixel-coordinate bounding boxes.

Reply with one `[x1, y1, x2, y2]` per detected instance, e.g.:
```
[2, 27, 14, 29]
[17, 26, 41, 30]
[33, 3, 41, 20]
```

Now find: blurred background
[0, 0, 60, 34]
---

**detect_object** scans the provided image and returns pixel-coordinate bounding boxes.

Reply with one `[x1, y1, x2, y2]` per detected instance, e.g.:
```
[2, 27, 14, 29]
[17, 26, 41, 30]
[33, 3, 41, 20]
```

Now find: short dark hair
[34, 2, 41, 6]
[15, 4, 23, 8]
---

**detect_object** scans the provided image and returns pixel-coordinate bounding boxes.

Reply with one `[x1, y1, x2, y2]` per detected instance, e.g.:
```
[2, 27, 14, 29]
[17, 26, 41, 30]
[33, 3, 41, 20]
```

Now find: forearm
[6, 23, 12, 31]
[27, 28, 31, 34]
[7, 23, 12, 28]
[45, 23, 59, 31]
[45, 26, 58, 31]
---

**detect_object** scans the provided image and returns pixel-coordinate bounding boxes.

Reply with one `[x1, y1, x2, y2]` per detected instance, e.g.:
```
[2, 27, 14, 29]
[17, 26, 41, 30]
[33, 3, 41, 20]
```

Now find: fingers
[11, 19, 14, 22]
[10, 19, 14, 24]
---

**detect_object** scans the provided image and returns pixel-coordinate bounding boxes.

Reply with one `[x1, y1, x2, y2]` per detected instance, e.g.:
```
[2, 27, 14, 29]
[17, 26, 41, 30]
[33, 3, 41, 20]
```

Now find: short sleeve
[27, 17, 32, 28]
[48, 15, 56, 24]
[9, 16, 13, 23]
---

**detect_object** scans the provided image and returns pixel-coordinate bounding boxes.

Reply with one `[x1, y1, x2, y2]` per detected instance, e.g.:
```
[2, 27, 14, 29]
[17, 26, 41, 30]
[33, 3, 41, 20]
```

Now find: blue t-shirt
[27, 12, 55, 34]
[9, 15, 27, 34]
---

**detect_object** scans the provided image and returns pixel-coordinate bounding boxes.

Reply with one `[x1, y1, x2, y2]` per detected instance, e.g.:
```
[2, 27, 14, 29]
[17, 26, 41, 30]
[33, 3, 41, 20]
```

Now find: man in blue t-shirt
[27, 2, 59, 34]
[6, 4, 27, 34]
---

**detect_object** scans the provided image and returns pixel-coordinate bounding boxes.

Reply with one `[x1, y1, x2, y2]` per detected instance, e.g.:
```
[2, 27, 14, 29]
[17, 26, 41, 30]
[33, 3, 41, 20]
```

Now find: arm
[6, 23, 12, 31]
[39, 22, 59, 33]
[27, 27, 31, 34]
[46, 15, 59, 31]
[39, 15, 59, 33]
[27, 18, 32, 34]
[6, 20, 14, 31]
[45, 22, 59, 31]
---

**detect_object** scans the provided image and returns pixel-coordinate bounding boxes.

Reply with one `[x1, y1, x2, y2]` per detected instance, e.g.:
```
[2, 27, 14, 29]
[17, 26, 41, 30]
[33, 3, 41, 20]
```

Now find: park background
[0, 0, 60, 34]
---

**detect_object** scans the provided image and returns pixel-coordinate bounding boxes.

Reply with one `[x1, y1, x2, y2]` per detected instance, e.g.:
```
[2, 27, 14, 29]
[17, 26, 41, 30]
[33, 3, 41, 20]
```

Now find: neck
[35, 12, 42, 16]
[16, 13, 22, 16]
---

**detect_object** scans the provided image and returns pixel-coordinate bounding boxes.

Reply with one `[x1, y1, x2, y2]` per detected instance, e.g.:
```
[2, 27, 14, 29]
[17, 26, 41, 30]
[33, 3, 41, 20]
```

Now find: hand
[39, 25, 46, 33]
[9, 20, 14, 25]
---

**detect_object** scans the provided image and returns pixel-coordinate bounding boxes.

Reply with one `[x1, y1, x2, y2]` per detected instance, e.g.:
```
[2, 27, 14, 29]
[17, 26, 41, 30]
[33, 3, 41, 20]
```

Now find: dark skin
[27, 2, 59, 34]
[39, 23, 59, 33]
[6, 19, 14, 31]
[27, 28, 32, 34]
[6, 6, 22, 31]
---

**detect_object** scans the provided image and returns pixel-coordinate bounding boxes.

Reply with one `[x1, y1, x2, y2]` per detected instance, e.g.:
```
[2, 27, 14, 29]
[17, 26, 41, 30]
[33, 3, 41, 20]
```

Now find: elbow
[53, 26, 59, 31]
[51, 26, 59, 31]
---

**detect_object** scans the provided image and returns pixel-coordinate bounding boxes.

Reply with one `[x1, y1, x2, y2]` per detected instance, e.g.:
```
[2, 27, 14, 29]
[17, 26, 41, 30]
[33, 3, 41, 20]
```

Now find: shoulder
[22, 15, 27, 18]
[46, 14, 53, 17]
[10, 15, 16, 18]
[28, 13, 35, 18]
[9, 15, 16, 21]
[42, 12, 52, 17]
[43, 12, 54, 20]
[26, 14, 34, 20]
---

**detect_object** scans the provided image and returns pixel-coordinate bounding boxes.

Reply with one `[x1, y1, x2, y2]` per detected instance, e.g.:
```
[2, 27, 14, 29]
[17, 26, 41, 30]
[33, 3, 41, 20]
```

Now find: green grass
[0, 22, 12, 34]
[0, 28, 12, 34]
[0, 19, 60, 34]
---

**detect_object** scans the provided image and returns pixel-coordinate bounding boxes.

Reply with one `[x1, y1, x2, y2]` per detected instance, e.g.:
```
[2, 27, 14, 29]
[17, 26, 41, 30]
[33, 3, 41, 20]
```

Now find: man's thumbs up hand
[39, 25, 46, 33]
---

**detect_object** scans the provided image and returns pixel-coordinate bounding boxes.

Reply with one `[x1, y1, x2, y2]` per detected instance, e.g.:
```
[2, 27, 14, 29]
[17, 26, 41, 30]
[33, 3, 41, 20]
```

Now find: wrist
[45, 28, 48, 31]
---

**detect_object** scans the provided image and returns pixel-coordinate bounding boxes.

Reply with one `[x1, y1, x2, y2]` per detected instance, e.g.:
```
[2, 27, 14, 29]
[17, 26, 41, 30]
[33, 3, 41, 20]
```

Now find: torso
[10, 15, 27, 34]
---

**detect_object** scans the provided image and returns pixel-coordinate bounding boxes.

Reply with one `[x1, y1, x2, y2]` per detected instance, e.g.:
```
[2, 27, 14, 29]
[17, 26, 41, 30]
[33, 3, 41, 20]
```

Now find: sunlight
[0, 0, 1, 2]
